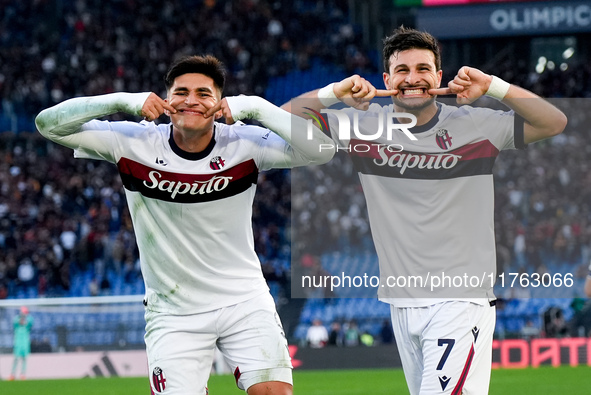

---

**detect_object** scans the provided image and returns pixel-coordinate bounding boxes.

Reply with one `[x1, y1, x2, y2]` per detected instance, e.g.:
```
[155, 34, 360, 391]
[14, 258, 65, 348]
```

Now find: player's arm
[501, 84, 567, 144]
[280, 74, 397, 117]
[429, 66, 567, 144]
[35, 92, 175, 149]
[204, 95, 335, 167]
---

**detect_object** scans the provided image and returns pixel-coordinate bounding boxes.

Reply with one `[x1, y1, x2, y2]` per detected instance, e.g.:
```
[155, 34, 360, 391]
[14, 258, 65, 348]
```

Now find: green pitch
[2, 366, 590, 394]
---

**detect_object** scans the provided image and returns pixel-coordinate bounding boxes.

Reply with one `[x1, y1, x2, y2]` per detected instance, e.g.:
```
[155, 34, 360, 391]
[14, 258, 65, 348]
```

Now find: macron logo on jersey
[117, 157, 258, 203]
[439, 375, 451, 391]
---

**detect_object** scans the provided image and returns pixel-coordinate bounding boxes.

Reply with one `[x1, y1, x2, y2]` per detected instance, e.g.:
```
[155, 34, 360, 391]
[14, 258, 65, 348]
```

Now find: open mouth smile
[179, 109, 205, 116]
[401, 88, 428, 96]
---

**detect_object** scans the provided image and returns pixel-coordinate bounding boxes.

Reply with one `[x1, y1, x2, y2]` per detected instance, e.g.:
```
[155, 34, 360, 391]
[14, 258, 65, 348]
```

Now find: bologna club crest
[209, 156, 226, 170]
[152, 367, 167, 393]
[435, 128, 453, 150]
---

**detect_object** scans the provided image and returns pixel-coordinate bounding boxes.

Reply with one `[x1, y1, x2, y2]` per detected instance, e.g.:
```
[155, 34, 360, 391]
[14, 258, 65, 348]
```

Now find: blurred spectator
[88, 278, 99, 297]
[360, 331, 374, 347]
[570, 298, 591, 337]
[306, 318, 329, 348]
[327, 321, 343, 347]
[513, 226, 526, 269]
[380, 320, 394, 344]
[100, 276, 112, 296]
[344, 320, 360, 347]
[17, 258, 35, 288]
[543, 307, 568, 338]
[59, 221, 77, 261]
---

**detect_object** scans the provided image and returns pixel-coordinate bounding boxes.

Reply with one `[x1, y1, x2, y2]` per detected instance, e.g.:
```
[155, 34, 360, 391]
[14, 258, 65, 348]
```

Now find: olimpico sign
[417, 0, 591, 39]
[489, 3, 591, 32]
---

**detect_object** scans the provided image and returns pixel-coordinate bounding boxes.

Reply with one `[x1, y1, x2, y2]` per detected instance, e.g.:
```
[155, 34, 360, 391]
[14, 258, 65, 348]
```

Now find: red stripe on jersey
[349, 139, 500, 162]
[347, 139, 499, 180]
[118, 157, 257, 183]
[117, 158, 259, 203]
[446, 140, 500, 161]
[451, 344, 475, 395]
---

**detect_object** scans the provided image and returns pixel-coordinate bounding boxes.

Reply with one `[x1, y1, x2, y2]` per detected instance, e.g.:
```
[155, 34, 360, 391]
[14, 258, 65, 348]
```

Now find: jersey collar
[168, 124, 217, 160]
[407, 102, 442, 135]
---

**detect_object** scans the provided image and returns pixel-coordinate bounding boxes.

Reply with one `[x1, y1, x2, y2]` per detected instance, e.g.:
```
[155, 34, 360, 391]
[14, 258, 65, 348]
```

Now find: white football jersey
[76, 119, 290, 314]
[327, 102, 524, 307]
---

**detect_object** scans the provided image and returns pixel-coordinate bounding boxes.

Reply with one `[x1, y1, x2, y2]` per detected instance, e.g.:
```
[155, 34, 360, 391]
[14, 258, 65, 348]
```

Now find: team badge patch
[152, 367, 167, 393]
[435, 128, 453, 150]
[209, 156, 226, 170]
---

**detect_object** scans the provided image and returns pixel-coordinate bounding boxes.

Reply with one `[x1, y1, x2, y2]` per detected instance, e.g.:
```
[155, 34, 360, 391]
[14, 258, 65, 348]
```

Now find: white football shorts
[145, 292, 292, 394]
[390, 300, 496, 395]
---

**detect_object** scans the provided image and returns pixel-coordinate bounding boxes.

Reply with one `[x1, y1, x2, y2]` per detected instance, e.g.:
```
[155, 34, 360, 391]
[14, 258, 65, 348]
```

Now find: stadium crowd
[0, 0, 367, 298]
[0, 0, 590, 325]
[1, 0, 373, 126]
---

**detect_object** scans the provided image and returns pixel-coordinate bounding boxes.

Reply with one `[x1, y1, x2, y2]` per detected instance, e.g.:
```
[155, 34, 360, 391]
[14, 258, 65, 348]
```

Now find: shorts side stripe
[451, 344, 475, 395]
[234, 367, 242, 384]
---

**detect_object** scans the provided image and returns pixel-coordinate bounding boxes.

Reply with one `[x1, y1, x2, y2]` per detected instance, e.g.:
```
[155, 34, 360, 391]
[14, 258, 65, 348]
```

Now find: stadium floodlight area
[0, 295, 146, 353]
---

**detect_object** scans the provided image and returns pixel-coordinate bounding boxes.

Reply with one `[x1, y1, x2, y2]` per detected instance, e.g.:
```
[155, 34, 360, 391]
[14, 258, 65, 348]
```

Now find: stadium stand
[0, 0, 590, 351]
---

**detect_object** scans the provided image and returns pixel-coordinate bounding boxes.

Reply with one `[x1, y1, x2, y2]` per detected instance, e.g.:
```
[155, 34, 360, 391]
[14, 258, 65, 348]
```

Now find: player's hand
[141, 93, 176, 121]
[428, 66, 492, 105]
[203, 98, 234, 124]
[334, 75, 397, 110]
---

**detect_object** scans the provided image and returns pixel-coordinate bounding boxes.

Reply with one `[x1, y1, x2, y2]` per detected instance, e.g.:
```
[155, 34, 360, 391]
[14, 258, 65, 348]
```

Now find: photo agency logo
[304, 107, 418, 152]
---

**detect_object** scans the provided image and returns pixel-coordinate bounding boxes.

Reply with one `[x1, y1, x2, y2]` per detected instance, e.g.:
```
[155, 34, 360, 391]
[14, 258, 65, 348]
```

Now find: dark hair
[382, 26, 441, 73]
[164, 55, 226, 93]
